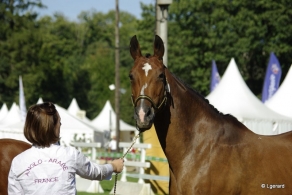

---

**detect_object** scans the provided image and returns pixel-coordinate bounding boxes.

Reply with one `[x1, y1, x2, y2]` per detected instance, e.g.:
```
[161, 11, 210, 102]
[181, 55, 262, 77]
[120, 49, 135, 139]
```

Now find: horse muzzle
[134, 106, 155, 131]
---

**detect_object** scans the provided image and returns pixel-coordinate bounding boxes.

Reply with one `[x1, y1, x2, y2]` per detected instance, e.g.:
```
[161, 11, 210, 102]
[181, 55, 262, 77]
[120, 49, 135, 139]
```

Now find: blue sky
[37, 0, 155, 20]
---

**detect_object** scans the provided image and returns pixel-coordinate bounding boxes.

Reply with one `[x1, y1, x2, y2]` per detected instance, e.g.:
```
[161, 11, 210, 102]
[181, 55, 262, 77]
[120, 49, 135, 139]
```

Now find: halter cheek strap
[131, 78, 170, 112]
[131, 94, 167, 111]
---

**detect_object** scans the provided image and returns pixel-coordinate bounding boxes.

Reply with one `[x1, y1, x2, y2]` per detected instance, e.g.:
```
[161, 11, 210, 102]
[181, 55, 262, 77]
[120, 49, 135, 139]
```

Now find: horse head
[129, 35, 169, 132]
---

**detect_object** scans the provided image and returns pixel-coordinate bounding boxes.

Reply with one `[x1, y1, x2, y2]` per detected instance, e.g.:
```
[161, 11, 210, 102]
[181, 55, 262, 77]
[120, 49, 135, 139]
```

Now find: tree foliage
[0, 0, 44, 106]
[0, 0, 139, 124]
[168, 0, 292, 96]
[1, 0, 292, 125]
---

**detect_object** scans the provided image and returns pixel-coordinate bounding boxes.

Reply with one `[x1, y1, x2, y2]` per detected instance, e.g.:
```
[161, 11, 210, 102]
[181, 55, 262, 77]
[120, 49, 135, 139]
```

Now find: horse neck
[154, 69, 250, 163]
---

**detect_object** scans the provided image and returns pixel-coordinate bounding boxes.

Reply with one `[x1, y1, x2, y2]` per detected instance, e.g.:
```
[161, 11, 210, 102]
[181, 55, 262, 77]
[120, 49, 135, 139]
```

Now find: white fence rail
[70, 142, 103, 193]
[119, 142, 152, 184]
[71, 141, 169, 191]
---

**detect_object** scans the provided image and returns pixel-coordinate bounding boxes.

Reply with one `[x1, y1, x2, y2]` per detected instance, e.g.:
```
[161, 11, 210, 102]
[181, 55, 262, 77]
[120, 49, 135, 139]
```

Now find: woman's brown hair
[24, 102, 60, 147]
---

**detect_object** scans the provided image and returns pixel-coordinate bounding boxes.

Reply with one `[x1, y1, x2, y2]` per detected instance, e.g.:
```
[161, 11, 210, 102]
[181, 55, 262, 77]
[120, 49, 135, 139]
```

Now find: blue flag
[210, 60, 221, 92]
[261, 52, 282, 103]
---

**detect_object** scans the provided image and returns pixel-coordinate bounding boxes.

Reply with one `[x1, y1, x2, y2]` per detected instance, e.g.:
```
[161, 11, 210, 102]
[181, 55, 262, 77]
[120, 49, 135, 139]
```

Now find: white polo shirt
[8, 144, 113, 195]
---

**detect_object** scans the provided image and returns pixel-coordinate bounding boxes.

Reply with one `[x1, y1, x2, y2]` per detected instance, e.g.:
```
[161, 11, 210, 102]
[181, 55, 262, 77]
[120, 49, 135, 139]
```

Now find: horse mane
[142, 54, 239, 121]
[169, 70, 238, 120]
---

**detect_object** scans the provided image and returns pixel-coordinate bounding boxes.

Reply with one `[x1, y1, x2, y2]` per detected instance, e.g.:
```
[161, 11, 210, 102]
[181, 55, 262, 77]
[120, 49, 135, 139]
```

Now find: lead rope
[113, 133, 140, 195]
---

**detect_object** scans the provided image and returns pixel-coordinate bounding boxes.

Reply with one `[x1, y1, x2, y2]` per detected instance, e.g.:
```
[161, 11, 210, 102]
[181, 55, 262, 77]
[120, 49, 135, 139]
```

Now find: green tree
[35, 14, 87, 107]
[77, 10, 138, 123]
[167, 0, 292, 97]
[0, 0, 44, 107]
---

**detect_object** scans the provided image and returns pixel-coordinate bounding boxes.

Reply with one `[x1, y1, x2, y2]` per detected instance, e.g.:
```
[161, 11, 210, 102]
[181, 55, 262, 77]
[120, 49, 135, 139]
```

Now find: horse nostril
[146, 108, 151, 116]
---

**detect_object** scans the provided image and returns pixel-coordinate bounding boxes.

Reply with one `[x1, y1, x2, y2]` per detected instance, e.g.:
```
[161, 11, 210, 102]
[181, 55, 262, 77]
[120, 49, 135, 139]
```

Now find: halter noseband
[131, 94, 167, 111]
[131, 79, 169, 112]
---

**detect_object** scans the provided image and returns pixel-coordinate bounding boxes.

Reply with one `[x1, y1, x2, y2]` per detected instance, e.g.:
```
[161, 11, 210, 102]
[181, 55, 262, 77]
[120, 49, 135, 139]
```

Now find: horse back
[0, 139, 31, 195]
[270, 129, 292, 140]
[211, 130, 292, 194]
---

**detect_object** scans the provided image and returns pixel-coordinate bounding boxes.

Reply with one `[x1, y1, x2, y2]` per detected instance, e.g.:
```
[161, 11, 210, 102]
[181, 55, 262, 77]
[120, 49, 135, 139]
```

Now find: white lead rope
[113, 133, 140, 195]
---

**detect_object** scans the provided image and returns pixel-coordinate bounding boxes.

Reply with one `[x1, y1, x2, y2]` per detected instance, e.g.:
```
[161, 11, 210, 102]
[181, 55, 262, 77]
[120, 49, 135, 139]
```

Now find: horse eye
[129, 74, 134, 81]
[158, 73, 165, 80]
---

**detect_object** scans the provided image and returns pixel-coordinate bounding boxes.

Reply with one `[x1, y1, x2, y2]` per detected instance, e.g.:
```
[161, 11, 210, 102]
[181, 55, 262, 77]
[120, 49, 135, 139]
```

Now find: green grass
[77, 175, 138, 195]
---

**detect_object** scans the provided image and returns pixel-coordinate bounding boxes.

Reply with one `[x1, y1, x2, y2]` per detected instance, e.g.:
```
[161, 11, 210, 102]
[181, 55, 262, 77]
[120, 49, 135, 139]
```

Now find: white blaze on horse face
[140, 83, 147, 95]
[142, 63, 152, 77]
[138, 83, 147, 122]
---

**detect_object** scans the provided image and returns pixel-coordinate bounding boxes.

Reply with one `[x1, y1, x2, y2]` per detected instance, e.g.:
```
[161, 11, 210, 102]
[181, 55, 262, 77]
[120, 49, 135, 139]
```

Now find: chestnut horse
[129, 35, 292, 195]
[0, 139, 31, 195]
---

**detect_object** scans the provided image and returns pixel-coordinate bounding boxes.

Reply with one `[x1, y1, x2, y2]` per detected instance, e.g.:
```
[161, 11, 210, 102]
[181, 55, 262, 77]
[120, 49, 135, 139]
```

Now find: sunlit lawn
[77, 175, 138, 195]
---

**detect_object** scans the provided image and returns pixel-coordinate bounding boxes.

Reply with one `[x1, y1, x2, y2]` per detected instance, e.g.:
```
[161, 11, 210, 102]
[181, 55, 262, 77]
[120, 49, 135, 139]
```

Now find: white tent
[68, 98, 80, 115]
[67, 98, 91, 123]
[36, 97, 43, 104]
[38, 98, 98, 145]
[206, 58, 292, 135]
[91, 100, 137, 142]
[0, 103, 27, 142]
[265, 65, 292, 118]
[56, 104, 97, 145]
[0, 103, 8, 121]
[0, 103, 21, 126]
[0, 99, 98, 146]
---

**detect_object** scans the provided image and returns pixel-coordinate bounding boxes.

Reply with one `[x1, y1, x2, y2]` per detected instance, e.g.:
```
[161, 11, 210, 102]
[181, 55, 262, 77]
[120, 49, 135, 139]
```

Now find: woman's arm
[74, 149, 123, 180]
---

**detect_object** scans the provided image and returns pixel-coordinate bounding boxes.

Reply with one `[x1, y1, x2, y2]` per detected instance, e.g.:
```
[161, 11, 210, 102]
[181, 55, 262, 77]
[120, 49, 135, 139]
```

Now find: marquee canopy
[206, 58, 292, 135]
[91, 100, 137, 142]
[265, 65, 292, 118]
[0, 99, 96, 145]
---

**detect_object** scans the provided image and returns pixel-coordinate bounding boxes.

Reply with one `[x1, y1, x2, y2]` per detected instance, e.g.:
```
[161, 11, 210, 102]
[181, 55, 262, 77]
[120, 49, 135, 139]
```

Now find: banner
[261, 52, 282, 103]
[19, 75, 27, 121]
[210, 60, 221, 92]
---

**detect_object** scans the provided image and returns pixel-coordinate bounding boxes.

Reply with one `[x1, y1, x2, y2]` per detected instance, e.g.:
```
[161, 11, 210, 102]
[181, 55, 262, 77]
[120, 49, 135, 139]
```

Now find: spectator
[108, 136, 117, 153]
[8, 102, 124, 195]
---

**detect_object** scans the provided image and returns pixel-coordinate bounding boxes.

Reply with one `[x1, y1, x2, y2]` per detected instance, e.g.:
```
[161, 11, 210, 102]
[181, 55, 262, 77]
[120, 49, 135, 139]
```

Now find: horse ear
[130, 35, 142, 60]
[153, 35, 164, 60]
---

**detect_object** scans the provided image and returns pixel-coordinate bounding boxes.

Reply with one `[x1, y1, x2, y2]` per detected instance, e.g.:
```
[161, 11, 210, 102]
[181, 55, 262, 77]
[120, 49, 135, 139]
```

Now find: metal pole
[159, 5, 169, 67]
[115, 0, 120, 152]
[155, 0, 161, 36]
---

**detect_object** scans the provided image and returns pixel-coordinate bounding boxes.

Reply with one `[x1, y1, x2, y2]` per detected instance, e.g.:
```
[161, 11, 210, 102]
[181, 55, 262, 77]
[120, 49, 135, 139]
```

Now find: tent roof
[0, 102, 25, 143]
[0, 103, 8, 121]
[0, 100, 97, 145]
[67, 98, 80, 115]
[91, 100, 136, 132]
[55, 104, 96, 134]
[206, 58, 291, 121]
[37, 97, 94, 130]
[37, 97, 43, 104]
[67, 98, 91, 123]
[265, 65, 292, 118]
[0, 103, 21, 126]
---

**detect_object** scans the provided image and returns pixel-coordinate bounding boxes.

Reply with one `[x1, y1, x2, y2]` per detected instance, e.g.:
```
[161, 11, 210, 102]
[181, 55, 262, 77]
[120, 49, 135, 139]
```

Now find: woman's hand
[110, 158, 124, 173]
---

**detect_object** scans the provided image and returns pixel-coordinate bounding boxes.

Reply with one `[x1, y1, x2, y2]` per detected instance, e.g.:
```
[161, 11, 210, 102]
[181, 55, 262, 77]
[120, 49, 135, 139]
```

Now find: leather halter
[131, 78, 169, 112]
[131, 94, 167, 111]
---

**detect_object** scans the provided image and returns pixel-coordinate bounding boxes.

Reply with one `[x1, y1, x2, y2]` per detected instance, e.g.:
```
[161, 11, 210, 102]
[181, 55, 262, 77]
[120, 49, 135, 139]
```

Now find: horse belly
[171, 159, 292, 195]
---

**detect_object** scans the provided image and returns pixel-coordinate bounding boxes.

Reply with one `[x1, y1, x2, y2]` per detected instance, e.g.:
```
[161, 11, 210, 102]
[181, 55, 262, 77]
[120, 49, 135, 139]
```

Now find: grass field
[77, 175, 139, 195]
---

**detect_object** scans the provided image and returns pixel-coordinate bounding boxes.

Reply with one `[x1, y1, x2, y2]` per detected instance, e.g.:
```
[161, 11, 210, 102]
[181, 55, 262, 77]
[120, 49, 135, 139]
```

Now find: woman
[8, 102, 124, 194]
